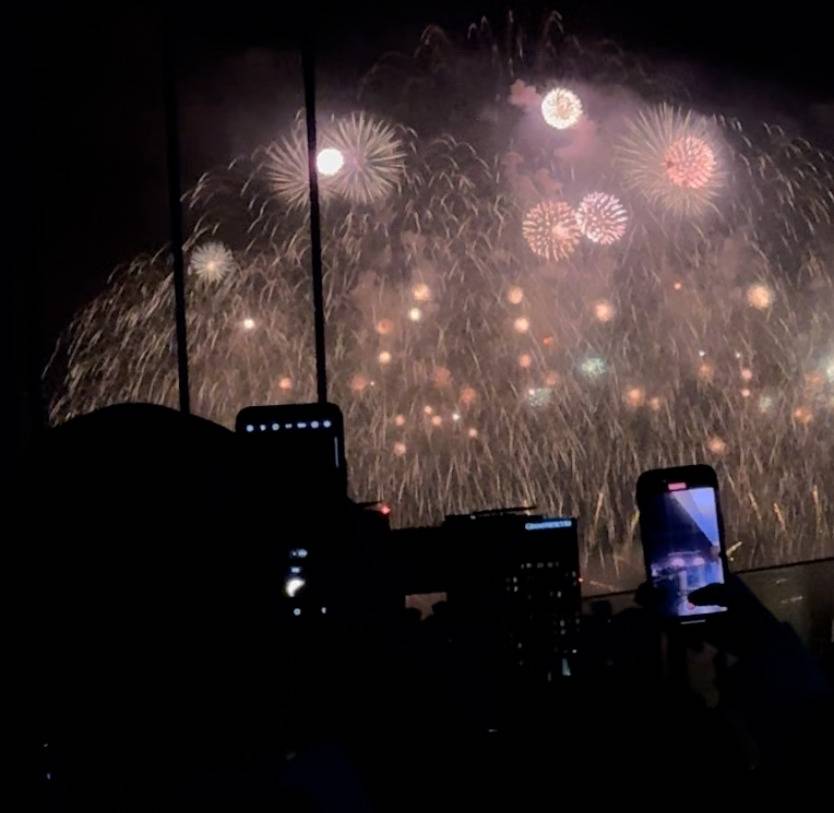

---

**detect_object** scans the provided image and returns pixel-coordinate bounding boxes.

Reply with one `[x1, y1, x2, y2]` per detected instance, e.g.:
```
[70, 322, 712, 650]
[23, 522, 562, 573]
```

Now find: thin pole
[162, 18, 191, 414]
[301, 30, 329, 404]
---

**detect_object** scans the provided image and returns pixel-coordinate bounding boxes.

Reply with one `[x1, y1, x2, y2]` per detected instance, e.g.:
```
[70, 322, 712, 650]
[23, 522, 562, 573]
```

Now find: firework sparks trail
[46, 28, 834, 590]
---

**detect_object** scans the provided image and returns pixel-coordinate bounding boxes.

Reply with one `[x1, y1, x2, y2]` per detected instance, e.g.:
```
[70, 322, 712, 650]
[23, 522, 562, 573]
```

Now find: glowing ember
[412, 283, 431, 302]
[507, 286, 524, 305]
[707, 435, 727, 454]
[746, 283, 774, 310]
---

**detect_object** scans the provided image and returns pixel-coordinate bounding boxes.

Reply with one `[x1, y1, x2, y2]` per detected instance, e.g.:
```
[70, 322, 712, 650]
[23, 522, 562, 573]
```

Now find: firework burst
[522, 200, 581, 261]
[189, 241, 236, 284]
[541, 88, 583, 130]
[576, 193, 628, 244]
[264, 120, 335, 211]
[616, 104, 723, 216]
[327, 113, 406, 205]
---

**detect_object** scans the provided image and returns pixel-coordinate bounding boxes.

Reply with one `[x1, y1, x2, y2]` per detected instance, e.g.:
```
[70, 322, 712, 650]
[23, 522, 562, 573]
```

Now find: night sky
[30, 1, 833, 364]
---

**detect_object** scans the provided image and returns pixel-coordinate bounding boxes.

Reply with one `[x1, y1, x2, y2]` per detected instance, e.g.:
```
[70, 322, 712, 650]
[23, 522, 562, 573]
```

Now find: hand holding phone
[636, 465, 729, 622]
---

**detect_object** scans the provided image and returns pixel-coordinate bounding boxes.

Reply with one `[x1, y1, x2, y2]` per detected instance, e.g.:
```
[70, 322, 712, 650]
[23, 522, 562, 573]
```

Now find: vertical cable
[302, 29, 329, 404]
[162, 15, 191, 414]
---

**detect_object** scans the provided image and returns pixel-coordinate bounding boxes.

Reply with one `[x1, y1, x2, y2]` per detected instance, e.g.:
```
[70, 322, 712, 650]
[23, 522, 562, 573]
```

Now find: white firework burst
[576, 192, 628, 244]
[189, 241, 235, 284]
[541, 88, 583, 130]
[265, 120, 338, 211]
[327, 113, 406, 205]
[615, 104, 723, 216]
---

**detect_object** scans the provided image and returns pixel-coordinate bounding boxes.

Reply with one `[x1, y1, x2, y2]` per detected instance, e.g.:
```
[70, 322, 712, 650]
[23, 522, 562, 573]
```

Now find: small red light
[668, 482, 687, 491]
[380, 504, 391, 516]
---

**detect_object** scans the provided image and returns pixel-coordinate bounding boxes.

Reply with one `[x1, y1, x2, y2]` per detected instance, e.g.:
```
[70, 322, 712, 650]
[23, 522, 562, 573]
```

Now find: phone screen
[236, 404, 346, 497]
[641, 485, 727, 617]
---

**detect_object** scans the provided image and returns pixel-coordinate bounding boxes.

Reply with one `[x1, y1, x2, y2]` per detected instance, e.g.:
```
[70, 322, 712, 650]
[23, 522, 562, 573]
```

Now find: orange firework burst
[593, 300, 616, 322]
[459, 386, 478, 406]
[522, 201, 581, 261]
[393, 441, 407, 457]
[467, 427, 479, 439]
[664, 136, 716, 189]
[412, 283, 431, 302]
[792, 406, 814, 425]
[513, 316, 530, 333]
[518, 353, 533, 368]
[350, 374, 369, 393]
[432, 366, 452, 388]
[697, 362, 715, 382]
[616, 104, 722, 216]
[576, 192, 628, 245]
[740, 368, 754, 382]
[376, 318, 395, 335]
[541, 88, 583, 130]
[394, 414, 406, 427]
[378, 350, 392, 365]
[431, 415, 443, 427]
[648, 396, 663, 412]
[544, 371, 559, 387]
[507, 286, 524, 305]
[707, 435, 728, 455]
[278, 376, 293, 391]
[624, 386, 645, 408]
[746, 283, 774, 310]
[746, 282, 774, 311]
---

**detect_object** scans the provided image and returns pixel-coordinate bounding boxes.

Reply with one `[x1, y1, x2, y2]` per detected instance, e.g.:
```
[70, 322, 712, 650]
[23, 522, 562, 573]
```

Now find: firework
[459, 387, 478, 406]
[408, 307, 423, 322]
[412, 283, 431, 301]
[316, 147, 344, 177]
[327, 113, 406, 205]
[616, 104, 722, 216]
[541, 88, 583, 130]
[624, 386, 645, 408]
[507, 286, 524, 305]
[740, 368, 753, 382]
[706, 435, 728, 455]
[431, 415, 443, 427]
[592, 300, 616, 322]
[579, 356, 606, 378]
[241, 317, 256, 331]
[189, 241, 235, 284]
[265, 122, 335, 211]
[47, 19, 834, 593]
[522, 200, 581, 261]
[513, 316, 530, 333]
[576, 193, 628, 245]
[746, 283, 774, 310]
[526, 387, 552, 408]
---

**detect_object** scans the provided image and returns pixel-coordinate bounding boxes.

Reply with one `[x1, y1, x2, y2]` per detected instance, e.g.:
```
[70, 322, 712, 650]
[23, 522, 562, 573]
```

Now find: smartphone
[636, 465, 728, 621]
[235, 403, 347, 497]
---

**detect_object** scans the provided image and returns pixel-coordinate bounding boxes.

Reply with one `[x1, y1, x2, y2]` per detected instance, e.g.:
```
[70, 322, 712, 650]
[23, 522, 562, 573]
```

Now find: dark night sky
[30, 1, 833, 367]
